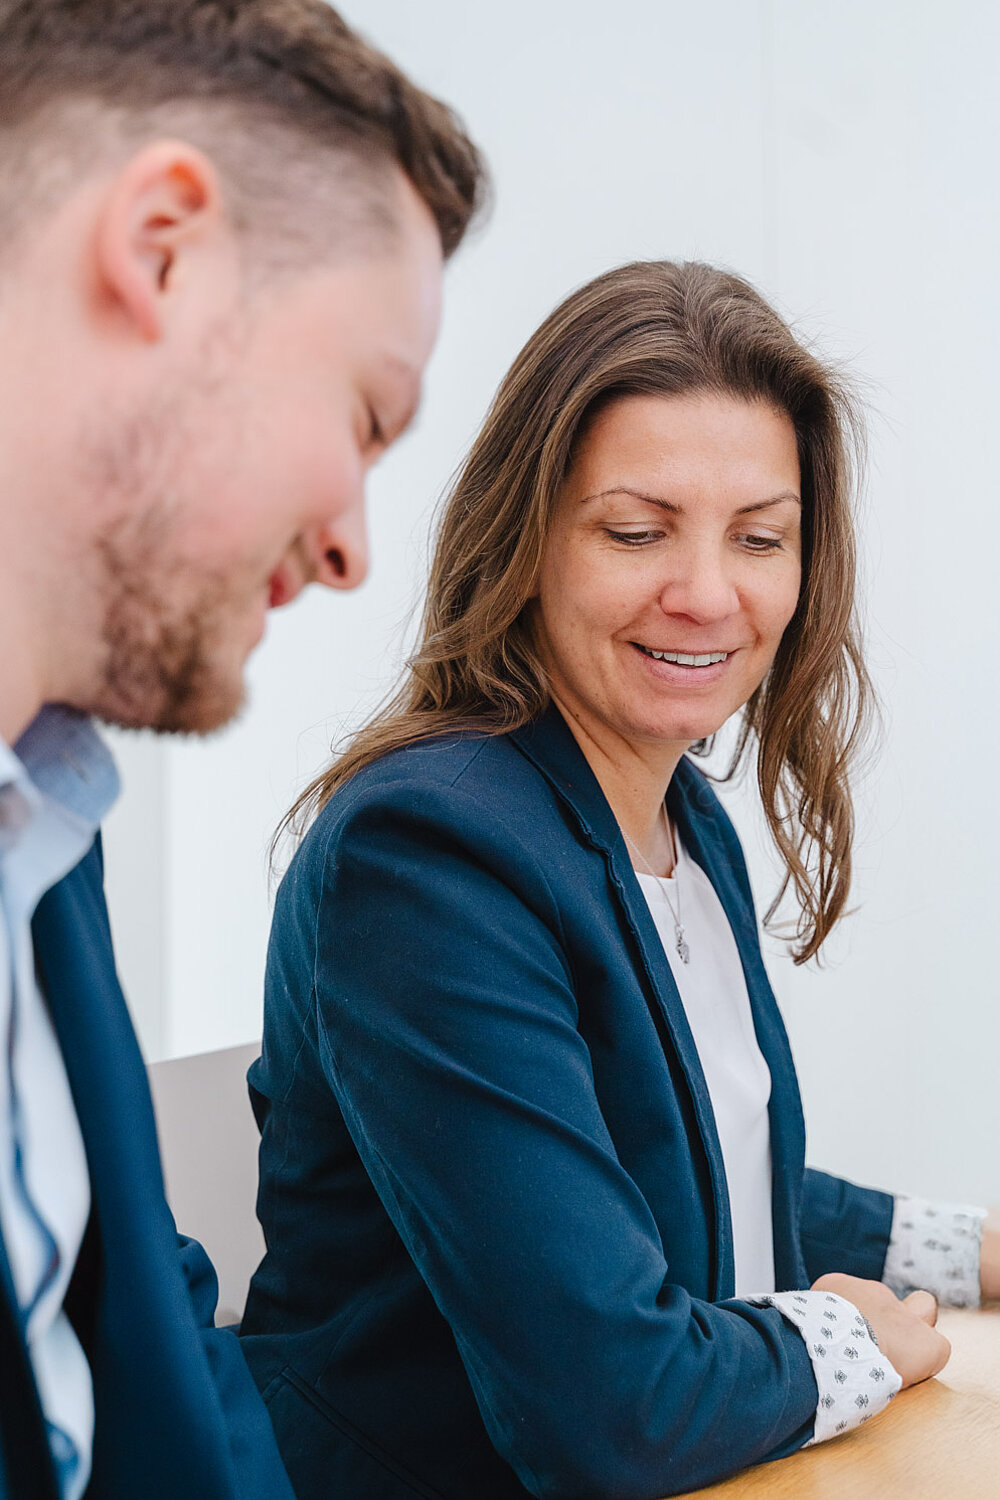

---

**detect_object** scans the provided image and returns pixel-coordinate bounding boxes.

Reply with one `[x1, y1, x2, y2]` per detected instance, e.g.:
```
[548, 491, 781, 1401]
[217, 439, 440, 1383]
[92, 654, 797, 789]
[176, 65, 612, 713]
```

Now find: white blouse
[636, 838, 775, 1297]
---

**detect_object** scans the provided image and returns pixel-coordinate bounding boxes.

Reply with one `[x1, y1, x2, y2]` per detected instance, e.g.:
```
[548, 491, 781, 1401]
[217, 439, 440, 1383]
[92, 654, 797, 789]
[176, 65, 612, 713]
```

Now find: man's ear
[94, 141, 226, 342]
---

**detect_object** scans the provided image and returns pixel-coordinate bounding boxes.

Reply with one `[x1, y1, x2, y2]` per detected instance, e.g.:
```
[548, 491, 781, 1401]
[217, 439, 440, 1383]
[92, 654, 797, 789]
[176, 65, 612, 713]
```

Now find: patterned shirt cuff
[882, 1195, 986, 1308]
[746, 1290, 902, 1444]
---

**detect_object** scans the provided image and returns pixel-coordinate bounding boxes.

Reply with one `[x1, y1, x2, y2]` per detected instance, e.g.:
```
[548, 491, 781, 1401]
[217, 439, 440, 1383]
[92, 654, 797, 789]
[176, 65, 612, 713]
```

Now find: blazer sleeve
[800, 1167, 894, 1284]
[175, 1233, 296, 1500]
[309, 776, 819, 1500]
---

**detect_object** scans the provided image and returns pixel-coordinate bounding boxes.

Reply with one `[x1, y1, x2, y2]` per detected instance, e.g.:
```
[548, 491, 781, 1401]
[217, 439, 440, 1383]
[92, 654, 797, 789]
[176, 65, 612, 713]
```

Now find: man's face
[85, 175, 443, 734]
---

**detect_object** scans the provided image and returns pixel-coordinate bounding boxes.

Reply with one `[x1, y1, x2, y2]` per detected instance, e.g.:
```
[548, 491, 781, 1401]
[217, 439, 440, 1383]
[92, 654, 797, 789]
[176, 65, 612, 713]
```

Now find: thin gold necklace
[621, 808, 691, 965]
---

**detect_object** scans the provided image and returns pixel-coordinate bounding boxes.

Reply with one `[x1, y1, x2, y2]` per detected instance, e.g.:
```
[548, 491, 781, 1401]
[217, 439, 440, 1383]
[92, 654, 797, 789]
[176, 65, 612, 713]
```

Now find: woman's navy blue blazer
[240, 706, 894, 1500]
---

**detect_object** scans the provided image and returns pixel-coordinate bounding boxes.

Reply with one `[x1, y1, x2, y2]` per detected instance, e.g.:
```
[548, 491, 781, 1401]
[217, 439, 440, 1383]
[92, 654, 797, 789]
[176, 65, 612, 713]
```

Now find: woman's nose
[657, 547, 740, 624]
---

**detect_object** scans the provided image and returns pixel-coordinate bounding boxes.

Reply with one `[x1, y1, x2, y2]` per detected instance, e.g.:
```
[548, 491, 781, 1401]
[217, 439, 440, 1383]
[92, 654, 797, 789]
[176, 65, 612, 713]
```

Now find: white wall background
[102, 0, 1000, 1206]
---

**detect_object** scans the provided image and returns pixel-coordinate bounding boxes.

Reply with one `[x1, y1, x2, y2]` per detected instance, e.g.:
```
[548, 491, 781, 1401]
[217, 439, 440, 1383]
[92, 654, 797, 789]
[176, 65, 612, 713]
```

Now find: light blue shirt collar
[0, 706, 120, 854]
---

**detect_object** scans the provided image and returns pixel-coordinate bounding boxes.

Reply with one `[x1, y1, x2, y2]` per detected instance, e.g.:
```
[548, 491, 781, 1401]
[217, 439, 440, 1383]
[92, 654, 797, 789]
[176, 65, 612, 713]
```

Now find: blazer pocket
[267, 1366, 448, 1500]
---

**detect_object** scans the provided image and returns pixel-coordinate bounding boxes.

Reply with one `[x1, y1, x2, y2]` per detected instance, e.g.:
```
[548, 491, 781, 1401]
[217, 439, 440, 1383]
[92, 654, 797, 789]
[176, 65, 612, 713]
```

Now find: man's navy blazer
[0, 839, 293, 1499]
[242, 706, 895, 1500]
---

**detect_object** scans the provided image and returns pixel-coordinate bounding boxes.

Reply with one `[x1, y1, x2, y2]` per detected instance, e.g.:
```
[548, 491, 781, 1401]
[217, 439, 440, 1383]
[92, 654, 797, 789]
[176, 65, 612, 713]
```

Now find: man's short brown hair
[0, 0, 486, 260]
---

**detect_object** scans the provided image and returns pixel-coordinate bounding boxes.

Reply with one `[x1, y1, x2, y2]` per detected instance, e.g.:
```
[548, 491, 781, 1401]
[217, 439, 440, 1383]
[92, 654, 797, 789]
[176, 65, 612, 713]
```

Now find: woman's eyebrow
[580, 487, 681, 512]
[580, 487, 801, 514]
[735, 492, 802, 515]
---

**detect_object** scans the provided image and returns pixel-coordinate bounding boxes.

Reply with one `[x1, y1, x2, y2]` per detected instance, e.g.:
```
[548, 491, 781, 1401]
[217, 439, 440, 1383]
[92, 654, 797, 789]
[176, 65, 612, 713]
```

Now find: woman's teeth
[637, 645, 729, 666]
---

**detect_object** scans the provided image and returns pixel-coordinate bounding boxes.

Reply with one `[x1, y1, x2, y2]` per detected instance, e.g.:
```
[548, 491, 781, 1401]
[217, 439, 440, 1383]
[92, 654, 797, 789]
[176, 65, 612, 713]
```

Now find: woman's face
[533, 392, 803, 763]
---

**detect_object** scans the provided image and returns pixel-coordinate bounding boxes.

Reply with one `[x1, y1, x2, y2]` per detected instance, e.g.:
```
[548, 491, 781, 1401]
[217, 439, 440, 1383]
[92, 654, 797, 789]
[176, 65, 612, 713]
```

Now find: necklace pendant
[675, 925, 691, 965]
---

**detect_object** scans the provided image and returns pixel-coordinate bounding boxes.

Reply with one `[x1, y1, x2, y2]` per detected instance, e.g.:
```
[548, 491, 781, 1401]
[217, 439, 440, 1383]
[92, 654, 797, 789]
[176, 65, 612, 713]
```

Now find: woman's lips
[629, 640, 737, 685]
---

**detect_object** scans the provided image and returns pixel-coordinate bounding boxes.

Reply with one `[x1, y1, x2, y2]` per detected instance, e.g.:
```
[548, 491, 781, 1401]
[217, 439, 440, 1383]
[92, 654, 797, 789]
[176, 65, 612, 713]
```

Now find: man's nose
[312, 505, 370, 592]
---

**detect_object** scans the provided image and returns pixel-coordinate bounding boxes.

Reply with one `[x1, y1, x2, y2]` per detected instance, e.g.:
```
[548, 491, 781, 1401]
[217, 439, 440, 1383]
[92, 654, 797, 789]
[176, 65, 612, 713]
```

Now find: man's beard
[91, 515, 248, 735]
[78, 355, 253, 736]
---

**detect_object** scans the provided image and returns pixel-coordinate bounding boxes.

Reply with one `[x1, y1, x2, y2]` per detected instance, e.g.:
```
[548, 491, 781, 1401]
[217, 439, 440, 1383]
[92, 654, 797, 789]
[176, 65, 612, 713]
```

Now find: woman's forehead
[564, 394, 801, 505]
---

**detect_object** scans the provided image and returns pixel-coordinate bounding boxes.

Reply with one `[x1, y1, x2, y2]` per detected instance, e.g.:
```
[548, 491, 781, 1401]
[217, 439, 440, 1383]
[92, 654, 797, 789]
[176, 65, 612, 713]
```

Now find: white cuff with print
[747, 1289, 902, 1444]
[883, 1195, 986, 1308]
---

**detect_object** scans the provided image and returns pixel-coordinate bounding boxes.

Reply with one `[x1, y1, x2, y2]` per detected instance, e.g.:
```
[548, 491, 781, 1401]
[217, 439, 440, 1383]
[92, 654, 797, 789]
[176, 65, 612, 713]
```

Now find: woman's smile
[632, 645, 730, 665]
[629, 639, 738, 688]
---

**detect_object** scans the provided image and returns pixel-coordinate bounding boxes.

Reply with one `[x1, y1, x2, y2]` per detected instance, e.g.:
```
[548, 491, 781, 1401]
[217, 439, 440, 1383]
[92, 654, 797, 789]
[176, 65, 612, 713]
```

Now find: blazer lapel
[31, 840, 173, 1283]
[31, 839, 237, 1498]
[511, 708, 734, 1299]
[669, 759, 808, 1291]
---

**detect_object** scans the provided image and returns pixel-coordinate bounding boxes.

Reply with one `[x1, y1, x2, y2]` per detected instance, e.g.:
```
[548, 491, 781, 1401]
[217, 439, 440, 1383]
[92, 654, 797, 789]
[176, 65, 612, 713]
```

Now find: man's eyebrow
[394, 393, 421, 435]
[580, 486, 801, 515]
[383, 357, 421, 434]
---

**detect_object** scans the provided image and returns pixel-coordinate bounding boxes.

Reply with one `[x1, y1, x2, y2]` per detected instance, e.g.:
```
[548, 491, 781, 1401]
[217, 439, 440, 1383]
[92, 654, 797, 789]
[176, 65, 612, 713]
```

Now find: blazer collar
[508, 703, 630, 854]
[509, 703, 719, 854]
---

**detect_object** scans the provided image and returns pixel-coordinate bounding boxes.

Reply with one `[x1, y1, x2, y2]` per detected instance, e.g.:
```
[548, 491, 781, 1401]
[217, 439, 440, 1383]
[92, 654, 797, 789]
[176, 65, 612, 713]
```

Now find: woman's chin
[614, 715, 725, 751]
[616, 694, 736, 745]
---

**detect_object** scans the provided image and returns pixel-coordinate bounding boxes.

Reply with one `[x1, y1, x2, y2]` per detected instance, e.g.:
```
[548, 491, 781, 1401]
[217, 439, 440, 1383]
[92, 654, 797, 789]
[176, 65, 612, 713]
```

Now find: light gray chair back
[147, 1040, 265, 1326]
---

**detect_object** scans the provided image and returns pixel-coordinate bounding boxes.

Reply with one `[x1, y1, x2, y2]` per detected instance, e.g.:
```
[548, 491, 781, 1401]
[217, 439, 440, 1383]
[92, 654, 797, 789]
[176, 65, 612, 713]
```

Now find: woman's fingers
[812, 1273, 951, 1388]
[928, 1329, 952, 1378]
[903, 1288, 939, 1327]
[977, 1209, 1000, 1301]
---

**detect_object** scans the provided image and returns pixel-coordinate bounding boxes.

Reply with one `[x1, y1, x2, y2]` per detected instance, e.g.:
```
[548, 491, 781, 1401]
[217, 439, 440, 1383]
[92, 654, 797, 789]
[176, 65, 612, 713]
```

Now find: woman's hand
[812, 1273, 951, 1388]
[978, 1209, 1000, 1302]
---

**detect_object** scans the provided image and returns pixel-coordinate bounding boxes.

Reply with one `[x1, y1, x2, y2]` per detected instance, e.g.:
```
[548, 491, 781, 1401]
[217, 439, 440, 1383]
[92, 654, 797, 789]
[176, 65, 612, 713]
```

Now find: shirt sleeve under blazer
[242, 705, 895, 1500]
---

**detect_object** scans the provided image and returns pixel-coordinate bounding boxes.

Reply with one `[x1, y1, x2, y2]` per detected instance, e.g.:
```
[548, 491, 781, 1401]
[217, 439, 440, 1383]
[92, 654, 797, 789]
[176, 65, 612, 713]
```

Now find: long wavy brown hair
[284, 260, 874, 964]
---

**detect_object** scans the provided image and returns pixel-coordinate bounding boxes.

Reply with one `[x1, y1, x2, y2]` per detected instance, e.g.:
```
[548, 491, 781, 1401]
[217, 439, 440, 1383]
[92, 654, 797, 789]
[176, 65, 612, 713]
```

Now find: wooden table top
[672, 1305, 1000, 1498]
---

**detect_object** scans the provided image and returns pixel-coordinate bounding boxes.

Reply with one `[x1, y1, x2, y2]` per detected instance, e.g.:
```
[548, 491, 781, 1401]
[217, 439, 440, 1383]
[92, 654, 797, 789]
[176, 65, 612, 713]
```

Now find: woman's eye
[738, 533, 784, 553]
[604, 529, 663, 546]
